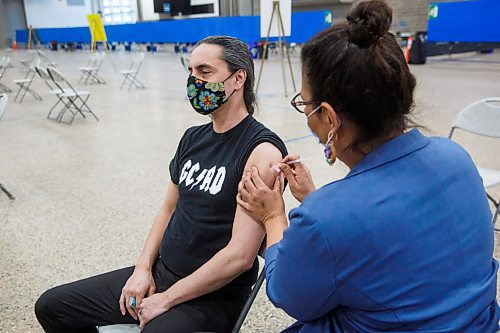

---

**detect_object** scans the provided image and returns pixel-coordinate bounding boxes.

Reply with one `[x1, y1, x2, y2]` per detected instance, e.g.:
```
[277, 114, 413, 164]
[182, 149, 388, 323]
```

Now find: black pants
[35, 259, 243, 333]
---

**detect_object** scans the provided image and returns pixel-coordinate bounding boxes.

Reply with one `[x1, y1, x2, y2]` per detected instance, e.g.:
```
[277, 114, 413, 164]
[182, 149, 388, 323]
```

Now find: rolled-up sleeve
[265, 207, 339, 322]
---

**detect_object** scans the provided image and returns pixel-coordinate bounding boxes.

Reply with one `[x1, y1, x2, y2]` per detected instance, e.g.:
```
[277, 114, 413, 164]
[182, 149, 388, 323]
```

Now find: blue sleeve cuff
[265, 243, 279, 276]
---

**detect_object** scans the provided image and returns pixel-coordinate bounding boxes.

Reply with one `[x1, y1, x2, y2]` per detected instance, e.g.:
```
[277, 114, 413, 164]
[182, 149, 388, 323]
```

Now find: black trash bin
[409, 33, 427, 65]
[257, 42, 269, 59]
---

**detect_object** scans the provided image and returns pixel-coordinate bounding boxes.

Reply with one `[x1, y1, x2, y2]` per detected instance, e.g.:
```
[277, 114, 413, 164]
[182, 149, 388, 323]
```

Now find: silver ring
[129, 296, 136, 309]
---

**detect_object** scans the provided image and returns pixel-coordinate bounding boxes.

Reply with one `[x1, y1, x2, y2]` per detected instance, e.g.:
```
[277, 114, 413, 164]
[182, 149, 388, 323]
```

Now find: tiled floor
[0, 48, 499, 332]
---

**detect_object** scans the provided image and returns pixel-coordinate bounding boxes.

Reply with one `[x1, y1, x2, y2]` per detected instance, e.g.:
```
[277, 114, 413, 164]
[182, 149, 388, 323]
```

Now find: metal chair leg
[0, 182, 15, 200]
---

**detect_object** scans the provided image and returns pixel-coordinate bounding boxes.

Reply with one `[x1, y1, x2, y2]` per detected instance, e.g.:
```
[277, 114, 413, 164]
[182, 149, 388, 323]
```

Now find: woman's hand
[237, 166, 285, 225]
[280, 155, 316, 203]
[119, 267, 156, 320]
[138, 292, 173, 330]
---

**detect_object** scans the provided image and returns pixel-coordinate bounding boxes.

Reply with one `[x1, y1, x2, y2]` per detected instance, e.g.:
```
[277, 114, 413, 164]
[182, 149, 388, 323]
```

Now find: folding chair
[4, 48, 14, 68]
[19, 50, 35, 72]
[37, 50, 57, 67]
[0, 93, 15, 200]
[13, 58, 43, 103]
[79, 52, 106, 84]
[35, 66, 73, 121]
[97, 247, 267, 333]
[120, 52, 145, 90]
[448, 97, 500, 226]
[180, 55, 190, 74]
[46, 67, 99, 124]
[0, 56, 12, 93]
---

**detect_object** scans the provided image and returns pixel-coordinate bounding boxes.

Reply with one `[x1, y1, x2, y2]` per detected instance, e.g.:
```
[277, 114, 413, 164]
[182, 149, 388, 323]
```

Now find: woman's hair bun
[346, 0, 392, 48]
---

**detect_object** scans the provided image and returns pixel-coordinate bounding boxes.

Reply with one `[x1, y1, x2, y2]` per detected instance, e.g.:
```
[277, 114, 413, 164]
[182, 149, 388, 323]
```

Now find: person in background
[237, 1, 500, 332]
[35, 35, 287, 333]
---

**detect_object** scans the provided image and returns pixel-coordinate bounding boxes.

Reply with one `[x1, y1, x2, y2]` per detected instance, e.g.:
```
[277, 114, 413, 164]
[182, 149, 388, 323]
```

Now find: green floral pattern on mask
[205, 82, 225, 92]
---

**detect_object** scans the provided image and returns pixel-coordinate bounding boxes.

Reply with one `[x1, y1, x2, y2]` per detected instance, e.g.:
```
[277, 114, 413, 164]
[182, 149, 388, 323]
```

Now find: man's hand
[138, 292, 173, 329]
[119, 267, 156, 320]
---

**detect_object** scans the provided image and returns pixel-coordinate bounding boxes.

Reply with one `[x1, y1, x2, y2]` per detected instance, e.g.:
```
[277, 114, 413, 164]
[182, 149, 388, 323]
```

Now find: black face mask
[186, 73, 235, 116]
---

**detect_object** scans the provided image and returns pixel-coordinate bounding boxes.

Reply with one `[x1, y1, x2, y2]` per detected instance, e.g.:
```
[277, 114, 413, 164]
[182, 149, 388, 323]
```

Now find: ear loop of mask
[221, 71, 238, 103]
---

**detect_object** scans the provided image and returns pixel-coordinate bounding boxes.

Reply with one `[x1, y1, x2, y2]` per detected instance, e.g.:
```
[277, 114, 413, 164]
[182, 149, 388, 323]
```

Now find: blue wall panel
[428, 0, 500, 42]
[16, 11, 330, 44]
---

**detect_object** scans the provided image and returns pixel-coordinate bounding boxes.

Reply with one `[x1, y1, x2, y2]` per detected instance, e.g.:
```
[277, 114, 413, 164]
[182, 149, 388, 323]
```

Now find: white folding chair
[4, 48, 14, 68]
[120, 52, 145, 90]
[46, 67, 99, 124]
[19, 50, 35, 72]
[0, 93, 15, 200]
[35, 66, 68, 115]
[13, 58, 43, 103]
[0, 56, 12, 93]
[79, 52, 106, 84]
[37, 50, 57, 67]
[180, 55, 190, 74]
[448, 97, 500, 226]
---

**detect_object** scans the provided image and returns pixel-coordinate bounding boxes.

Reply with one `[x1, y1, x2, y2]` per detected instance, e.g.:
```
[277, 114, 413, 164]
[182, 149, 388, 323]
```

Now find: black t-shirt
[160, 115, 287, 298]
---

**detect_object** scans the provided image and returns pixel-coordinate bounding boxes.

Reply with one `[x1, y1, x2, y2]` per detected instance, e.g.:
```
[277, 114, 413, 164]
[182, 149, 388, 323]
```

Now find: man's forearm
[160, 245, 254, 307]
[136, 208, 173, 271]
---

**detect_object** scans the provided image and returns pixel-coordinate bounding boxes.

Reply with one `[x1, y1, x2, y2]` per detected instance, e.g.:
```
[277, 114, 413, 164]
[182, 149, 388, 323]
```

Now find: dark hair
[301, 0, 416, 151]
[196, 36, 256, 115]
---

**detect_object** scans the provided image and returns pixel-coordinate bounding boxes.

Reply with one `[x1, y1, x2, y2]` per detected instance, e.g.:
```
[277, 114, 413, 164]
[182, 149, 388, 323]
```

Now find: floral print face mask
[186, 73, 235, 115]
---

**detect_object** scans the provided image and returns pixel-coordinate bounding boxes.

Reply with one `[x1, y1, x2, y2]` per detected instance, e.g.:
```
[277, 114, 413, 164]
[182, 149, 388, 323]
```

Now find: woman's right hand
[279, 155, 316, 203]
[119, 266, 156, 320]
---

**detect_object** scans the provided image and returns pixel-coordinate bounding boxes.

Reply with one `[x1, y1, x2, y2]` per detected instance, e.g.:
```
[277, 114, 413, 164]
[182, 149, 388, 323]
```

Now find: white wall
[4, 0, 27, 40]
[24, 0, 93, 28]
[137, 0, 158, 21]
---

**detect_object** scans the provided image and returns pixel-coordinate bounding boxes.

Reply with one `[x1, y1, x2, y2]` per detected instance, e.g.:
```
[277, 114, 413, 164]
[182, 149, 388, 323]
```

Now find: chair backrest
[35, 66, 56, 89]
[449, 98, 500, 139]
[47, 67, 76, 93]
[37, 50, 48, 61]
[0, 56, 9, 76]
[130, 52, 144, 72]
[35, 66, 52, 81]
[46, 67, 66, 83]
[180, 55, 190, 74]
[96, 51, 105, 69]
[0, 93, 8, 121]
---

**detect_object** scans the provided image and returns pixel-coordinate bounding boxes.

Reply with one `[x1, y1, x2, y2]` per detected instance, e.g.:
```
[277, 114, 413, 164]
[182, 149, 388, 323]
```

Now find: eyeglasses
[290, 92, 319, 114]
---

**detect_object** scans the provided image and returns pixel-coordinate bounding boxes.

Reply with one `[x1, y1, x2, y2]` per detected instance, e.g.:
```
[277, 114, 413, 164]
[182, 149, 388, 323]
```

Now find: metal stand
[0, 183, 14, 200]
[255, 0, 296, 97]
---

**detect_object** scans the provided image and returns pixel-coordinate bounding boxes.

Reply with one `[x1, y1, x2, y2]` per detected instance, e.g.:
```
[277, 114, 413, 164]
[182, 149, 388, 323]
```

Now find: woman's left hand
[237, 166, 285, 225]
[138, 293, 172, 330]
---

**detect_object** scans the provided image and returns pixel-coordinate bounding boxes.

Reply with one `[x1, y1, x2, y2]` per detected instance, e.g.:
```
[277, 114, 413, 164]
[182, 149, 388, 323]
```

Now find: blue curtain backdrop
[427, 0, 500, 42]
[17, 11, 331, 44]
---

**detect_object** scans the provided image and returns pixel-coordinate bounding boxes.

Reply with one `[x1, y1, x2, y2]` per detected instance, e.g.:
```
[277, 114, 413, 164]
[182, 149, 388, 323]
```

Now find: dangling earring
[324, 131, 337, 165]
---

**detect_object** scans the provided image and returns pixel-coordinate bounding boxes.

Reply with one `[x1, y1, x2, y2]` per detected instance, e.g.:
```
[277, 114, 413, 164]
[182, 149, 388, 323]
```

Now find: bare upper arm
[227, 142, 284, 262]
[159, 181, 179, 219]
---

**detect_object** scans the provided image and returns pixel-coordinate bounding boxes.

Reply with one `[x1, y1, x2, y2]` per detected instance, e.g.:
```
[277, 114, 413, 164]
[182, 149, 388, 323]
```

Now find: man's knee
[35, 286, 63, 323]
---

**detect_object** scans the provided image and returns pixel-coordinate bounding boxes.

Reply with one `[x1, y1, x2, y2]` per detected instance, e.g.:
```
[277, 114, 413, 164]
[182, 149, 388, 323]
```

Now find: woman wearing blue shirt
[237, 0, 500, 332]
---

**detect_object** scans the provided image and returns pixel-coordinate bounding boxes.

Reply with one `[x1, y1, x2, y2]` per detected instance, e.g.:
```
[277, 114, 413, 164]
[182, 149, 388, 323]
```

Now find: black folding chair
[98, 244, 267, 333]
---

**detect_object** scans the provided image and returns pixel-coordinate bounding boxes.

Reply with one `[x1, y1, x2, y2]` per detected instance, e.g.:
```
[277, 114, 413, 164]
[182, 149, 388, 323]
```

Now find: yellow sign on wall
[87, 14, 107, 42]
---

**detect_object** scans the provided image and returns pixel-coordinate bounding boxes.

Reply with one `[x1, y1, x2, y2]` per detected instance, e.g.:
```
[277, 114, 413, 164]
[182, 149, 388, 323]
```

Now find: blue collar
[346, 129, 430, 178]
